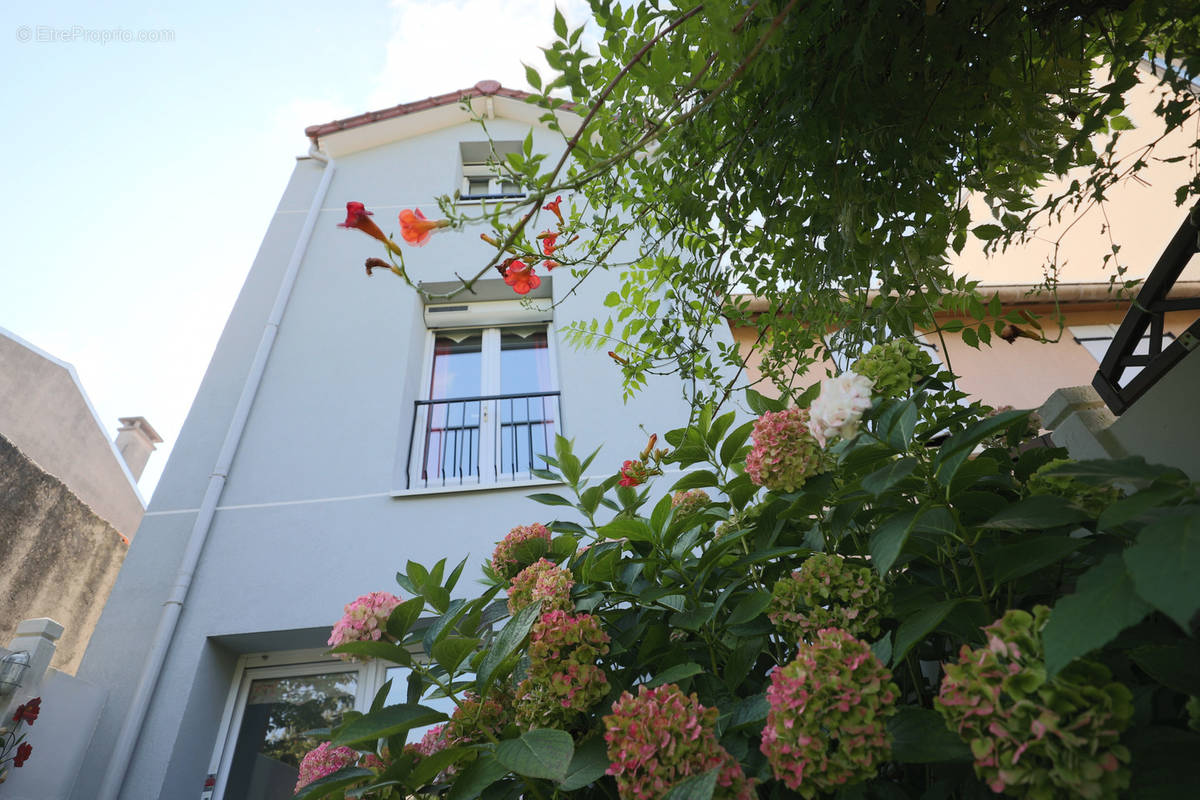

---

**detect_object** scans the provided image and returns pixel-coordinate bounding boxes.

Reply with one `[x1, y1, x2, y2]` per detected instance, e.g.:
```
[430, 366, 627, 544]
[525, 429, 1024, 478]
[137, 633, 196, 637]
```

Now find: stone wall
[0, 433, 128, 673]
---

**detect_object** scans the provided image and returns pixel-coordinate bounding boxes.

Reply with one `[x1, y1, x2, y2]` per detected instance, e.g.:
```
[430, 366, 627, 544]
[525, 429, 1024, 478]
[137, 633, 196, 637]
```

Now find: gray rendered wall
[75, 117, 728, 799]
[0, 434, 128, 673]
[0, 333, 144, 537]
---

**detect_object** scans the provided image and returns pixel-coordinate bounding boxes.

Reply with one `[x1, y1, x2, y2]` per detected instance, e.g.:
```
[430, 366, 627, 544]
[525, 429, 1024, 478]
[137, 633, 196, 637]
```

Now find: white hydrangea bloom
[809, 371, 874, 447]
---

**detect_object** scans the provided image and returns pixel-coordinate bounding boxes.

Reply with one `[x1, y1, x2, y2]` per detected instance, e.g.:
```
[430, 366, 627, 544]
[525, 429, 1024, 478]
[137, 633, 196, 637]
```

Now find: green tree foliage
[466, 0, 1200, 401]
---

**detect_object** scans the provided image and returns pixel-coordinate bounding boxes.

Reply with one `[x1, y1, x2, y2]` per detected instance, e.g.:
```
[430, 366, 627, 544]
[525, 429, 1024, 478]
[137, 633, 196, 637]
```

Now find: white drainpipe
[96, 143, 336, 800]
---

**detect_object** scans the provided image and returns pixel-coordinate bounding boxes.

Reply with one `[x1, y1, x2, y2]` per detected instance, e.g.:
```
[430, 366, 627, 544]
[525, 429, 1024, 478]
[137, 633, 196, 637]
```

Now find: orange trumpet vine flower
[398, 208, 450, 246]
[543, 195, 563, 224]
[503, 259, 541, 295]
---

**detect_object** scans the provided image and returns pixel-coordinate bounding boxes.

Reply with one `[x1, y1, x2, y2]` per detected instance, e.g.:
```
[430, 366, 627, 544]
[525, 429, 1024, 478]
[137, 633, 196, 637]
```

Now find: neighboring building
[73, 82, 703, 800]
[731, 64, 1200, 455]
[0, 327, 159, 674]
[0, 327, 154, 536]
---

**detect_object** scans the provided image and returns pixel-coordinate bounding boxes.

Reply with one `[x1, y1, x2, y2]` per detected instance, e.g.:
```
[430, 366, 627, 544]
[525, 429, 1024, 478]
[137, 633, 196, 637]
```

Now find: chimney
[115, 416, 162, 482]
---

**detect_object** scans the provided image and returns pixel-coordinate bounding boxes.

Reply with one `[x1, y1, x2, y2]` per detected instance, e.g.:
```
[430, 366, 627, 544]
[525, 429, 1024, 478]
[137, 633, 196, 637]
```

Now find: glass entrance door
[217, 664, 360, 800]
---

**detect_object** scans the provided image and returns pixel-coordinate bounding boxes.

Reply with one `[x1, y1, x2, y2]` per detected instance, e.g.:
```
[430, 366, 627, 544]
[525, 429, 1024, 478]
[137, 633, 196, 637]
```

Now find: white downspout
[96, 143, 335, 800]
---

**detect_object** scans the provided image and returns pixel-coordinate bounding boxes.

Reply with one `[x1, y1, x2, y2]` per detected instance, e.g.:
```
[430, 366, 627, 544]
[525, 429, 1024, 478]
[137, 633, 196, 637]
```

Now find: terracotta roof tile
[305, 80, 557, 140]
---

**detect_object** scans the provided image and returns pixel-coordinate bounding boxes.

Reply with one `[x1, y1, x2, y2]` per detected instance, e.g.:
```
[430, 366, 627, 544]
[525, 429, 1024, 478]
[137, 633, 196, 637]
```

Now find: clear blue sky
[0, 0, 586, 496]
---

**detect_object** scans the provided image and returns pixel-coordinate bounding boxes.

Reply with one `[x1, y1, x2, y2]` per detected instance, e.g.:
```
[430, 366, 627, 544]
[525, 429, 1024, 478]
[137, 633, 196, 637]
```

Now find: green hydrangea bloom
[935, 606, 1133, 799]
[1026, 459, 1121, 517]
[515, 611, 610, 729]
[769, 554, 888, 642]
[671, 489, 711, 518]
[852, 339, 935, 398]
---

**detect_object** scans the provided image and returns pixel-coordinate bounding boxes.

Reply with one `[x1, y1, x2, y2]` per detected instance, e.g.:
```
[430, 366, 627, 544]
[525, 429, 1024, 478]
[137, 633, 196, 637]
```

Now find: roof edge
[305, 81, 574, 140]
[729, 280, 1200, 315]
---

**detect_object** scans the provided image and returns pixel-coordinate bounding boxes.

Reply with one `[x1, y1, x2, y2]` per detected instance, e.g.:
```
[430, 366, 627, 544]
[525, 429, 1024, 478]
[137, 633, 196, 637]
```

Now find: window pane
[465, 177, 491, 197]
[499, 329, 549, 394]
[223, 671, 358, 800]
[499, 329, 553, 474]
[425, 332, 483, 481]
[430, 332, 482, 399]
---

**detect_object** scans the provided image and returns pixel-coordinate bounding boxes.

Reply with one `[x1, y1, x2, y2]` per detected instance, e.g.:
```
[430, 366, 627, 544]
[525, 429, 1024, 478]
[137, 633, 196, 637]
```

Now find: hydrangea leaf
[861, 456, 918, 497]
[989, 536, 1086, 584]
[981, 494, 1090, 530]
[559, 736, 610, 791]
[1043, 555, 1152, 677]
[719, 419, 756, 467]
[726, 589, 772, 626]
[869, 508, 922, 576]
[645, 662, 703, 688]
[934, 409, 1030, 486]
[1123, 507, 1200, 633]
[887, 706, 972, 763]
[495, 728, 574, 782]
[293, 767, 376, 800]
[662, 768, 718, 800]
[892, 598, 962, 666]
[670, 469, 721, 491]
[1130, 642, 1200, 696]
[445, 753, 509, 800]
[330, 704, 448, 748]
[329, 640, 412, 666]
[475, 601, 542, 693]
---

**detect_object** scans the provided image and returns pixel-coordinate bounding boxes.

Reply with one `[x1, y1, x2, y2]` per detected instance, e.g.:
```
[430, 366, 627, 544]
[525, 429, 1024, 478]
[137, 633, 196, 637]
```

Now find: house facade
[72, 83, 705, 800]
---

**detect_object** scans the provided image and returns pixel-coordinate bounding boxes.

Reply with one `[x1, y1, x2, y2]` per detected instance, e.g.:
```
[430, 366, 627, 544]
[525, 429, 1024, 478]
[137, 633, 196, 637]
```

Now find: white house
[71, 81, 705, 800]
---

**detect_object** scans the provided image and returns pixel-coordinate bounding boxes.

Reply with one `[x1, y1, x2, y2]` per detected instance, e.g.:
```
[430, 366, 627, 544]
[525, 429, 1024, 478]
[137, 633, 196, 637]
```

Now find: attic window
[460, 141, 525, 201]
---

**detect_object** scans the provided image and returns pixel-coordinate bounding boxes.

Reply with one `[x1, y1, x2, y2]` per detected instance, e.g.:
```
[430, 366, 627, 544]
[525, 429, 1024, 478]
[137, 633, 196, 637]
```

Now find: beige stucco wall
[0, 331, 144, 537]
[729, 323, 833, 400]
[955, 67, 1200, 287]
[0, 434, 128, 673]
[730, 303, 1199, 411]
[921, 307, 1200, 410]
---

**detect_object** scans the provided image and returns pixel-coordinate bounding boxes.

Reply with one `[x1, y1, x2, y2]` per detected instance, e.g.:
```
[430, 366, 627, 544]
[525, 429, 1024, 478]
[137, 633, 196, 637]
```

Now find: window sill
[390, 476, 563, 499]
[454, 196, 527, 207]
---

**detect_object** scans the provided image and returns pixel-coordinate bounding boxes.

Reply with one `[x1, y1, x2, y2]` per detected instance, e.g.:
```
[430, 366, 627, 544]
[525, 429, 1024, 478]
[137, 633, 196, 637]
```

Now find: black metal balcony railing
[406, 391, 561, 489]
[1092, 202, 1200, 414]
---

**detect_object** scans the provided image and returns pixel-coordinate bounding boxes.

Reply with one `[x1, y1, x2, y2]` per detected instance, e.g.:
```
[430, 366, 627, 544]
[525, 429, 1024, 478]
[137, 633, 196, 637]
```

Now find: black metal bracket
[1092, 201, 1200, 414]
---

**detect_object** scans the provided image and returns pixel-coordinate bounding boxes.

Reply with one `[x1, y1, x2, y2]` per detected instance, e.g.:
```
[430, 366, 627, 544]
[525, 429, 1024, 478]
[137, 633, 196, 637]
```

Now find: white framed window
[459, 141, 524, 201]
[407, 320, 561, 489]
[207, 650, 454, 800]
[1070, 324, 1175, 386]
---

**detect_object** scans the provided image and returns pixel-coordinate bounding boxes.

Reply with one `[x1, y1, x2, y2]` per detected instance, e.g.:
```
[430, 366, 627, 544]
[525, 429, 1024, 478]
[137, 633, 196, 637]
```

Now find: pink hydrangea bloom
[490, 523, 552, 580]
[604, 684, 756, 800]
[327, 591, 402, 660]
[761, 628, 899, 797]
[516, 611, 610, 729]
[294, 741, 357, 792]
[508, 558, 574, 615]
[410, 725, 448, 758]
[745, 408, 822, 492]
[809, 371, 874, 447]
[671, 489, 711, 517]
